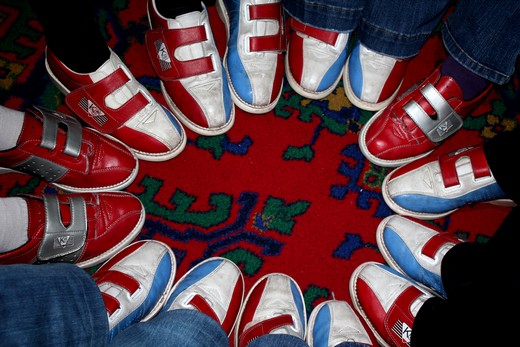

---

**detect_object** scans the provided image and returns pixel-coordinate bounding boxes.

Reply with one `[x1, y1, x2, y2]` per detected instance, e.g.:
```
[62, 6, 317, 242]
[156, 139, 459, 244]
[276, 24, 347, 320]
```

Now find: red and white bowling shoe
[163, 256, 244, 336]
[359, 66, 492, 167]
[0, 191, 145, 268]
[235, 273, 307, 347]
[146, 1, 235, 136]
[344, 41, 409, 111]
[285, 16, 349, 100]
[93, 239, 177, 341]
[0, 105, 138, 193]
[350, 262, 435, 347]
[45, 47, 186, 161]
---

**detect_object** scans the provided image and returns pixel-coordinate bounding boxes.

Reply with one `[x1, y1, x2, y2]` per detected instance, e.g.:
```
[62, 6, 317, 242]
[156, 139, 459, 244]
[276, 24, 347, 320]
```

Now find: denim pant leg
[109, 309, 230, 347]
[442, 0, 520, 84]
[360, 0, 452, 58]
[247, 334, 309, 347]
[283, 0, 363, 32]
[0, 263, 108, 347]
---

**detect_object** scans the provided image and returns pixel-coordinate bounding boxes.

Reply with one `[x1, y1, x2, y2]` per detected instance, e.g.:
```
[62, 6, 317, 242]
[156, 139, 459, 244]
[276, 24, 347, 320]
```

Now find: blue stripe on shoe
[160, 105, 183, 134]
[383, 226, 445, 297]
[392, 182, 507, 214]
[317, 48, 348, 92]
[223, 0, 253, 104]
[222, 69, 233, 121]
[109, 253, 174, 340]
[313, 304, 331, 347]
[348, 43, 363, 98]
[290, 281, 306, 329]
[165, 259, 223, 307]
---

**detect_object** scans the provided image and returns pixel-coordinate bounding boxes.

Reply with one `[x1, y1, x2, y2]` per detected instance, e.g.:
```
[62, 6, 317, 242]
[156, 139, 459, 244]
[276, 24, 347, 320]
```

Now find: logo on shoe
[448, 146, 473, 157]
[392, 320, 412, 345]
[54, 235, 73, 248]
[155, 40, 171, 71]
[79, 97, 108, 126]
[435, 120, 453, 136]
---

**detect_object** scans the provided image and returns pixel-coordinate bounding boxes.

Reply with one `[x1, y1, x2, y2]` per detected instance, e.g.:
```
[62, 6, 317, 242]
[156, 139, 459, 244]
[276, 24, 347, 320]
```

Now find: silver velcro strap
[403, 83, 463, 143]
[35, 105, 83, 158]
[37, 195, 88, 263]
[12, 156, 68, 182]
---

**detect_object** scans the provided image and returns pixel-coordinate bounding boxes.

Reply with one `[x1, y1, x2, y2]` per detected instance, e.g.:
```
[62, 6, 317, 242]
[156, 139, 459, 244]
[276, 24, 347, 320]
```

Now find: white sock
[0, 197, 29, 252]
[0, 105, 24, 151]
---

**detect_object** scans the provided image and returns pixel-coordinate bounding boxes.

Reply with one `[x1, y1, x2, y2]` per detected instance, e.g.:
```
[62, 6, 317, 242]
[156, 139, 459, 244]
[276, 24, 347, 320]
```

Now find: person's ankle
[440, 56, 491, 100]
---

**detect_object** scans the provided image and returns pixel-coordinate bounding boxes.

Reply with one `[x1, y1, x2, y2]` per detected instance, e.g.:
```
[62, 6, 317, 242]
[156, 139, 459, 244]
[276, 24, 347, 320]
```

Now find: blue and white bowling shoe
[93, 240, 177, 341]
[382, 145, 515, 220]
[344, 41, 408, 112]
[163, 257, 244, 336]
[376, 215, 465, 297]
[307, 299, 374, 347]
[216, 0, 285, 114]
[285, 16, 349, 100]
[235, 273, 306, 347]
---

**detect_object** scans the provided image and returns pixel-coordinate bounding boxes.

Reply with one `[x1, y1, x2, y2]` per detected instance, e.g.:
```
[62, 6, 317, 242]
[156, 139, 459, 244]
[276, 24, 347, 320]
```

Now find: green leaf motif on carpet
[137, 176, 232, 228]
[257, 197, 310, 235]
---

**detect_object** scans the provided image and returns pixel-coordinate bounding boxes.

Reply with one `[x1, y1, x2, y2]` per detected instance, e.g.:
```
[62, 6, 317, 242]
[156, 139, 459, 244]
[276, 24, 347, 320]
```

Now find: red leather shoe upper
[146, 1, 212, 128]
[363, 66, 492, 163]
[0, 192, 144, 266]
[46, 49, 173, 156]
[0, 107, 137, 192]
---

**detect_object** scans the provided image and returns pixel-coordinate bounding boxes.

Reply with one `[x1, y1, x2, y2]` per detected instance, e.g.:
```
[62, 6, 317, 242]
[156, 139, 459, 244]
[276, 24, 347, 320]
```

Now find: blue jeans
[283, 0, 520, 84]
[0, 263, 108, 347]
[1, 263, 339, 347]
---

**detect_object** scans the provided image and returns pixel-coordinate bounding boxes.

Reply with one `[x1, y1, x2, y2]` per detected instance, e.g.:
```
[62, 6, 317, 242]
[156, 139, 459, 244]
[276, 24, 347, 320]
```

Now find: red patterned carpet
[1, 0, 519, 343]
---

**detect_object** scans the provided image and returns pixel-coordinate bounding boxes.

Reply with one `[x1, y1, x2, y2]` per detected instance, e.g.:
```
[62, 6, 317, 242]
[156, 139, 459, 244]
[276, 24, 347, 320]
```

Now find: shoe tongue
[90, 51, 121, 82]
[167, 11, 208, 62]
[167, 11, 203, 29]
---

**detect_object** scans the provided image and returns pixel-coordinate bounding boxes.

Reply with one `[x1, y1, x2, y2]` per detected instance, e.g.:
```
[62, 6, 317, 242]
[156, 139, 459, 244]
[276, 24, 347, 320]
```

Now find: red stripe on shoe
[93, 270, 140, 295]
[439, 146, 490, 188]
[422, 233, 462, 259]
[378, 60, 408, 102]
[221, 276, 244, 334]
[385, 286, 421, 347]
[249, 3, 285, 52]
[145, 27, 214, 79]
[288, 33, 305, 82]
[94, 269, 140, 316]
[189, 294, 220, 323]
[65, 69, 149, 133]
[101, 292, 120, 315]
[288, 17, 338, 45]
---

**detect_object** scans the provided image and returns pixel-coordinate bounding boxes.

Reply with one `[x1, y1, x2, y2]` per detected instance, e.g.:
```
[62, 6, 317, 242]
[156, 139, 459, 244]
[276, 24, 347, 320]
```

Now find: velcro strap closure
[65, 68, 149, 134]
[37, 195, 87, 263]
[145, 27, 214, 81]
[100, 292, 120, 315]
[93, 269, 140, 315]
[386, 286, 421, 346]
[35, 106, 83, 158]
[249, 3, 285, 52]
[404, 83, 464, 143]
[189, 294, 220, 323]
[289, 17, 338, 46]
[439, 146, 490, 188]
[238, 314, 294, 347]
[422, 233, 462, 259]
